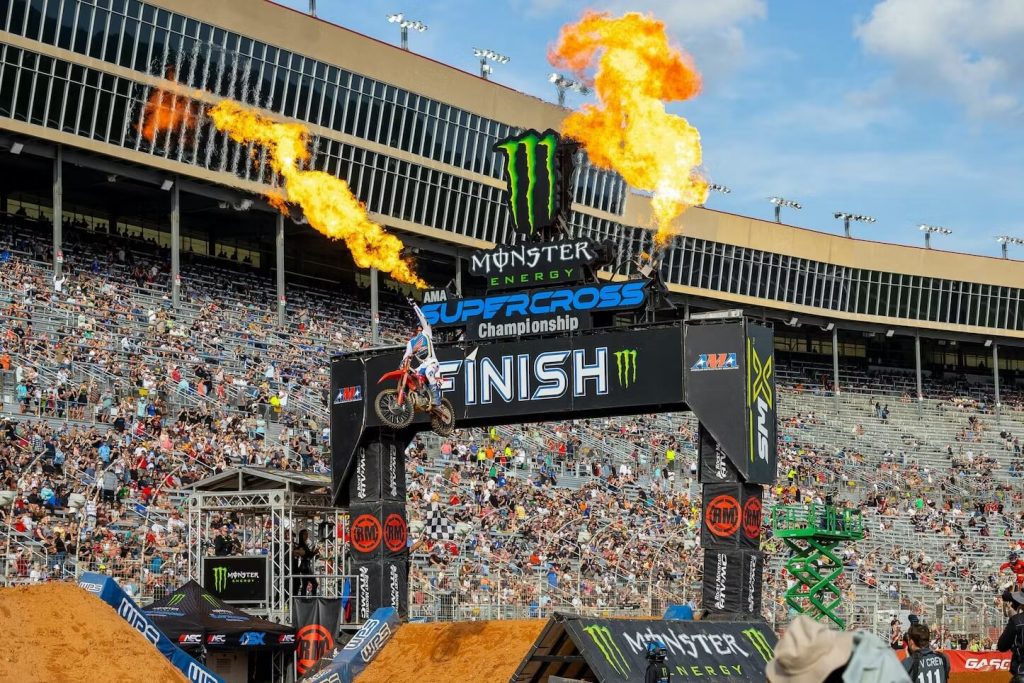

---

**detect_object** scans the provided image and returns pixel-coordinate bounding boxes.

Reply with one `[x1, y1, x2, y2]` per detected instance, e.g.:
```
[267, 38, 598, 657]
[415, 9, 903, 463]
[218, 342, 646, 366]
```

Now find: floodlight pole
[479, 57, 489, 79]
[914, 332, 923, 403]
[52, 144, 62, 279]
[170, 178, 180, 308]
[832, 326, 840, 397]
[400, 25, 409, 50]
[370, 267, 380, 345]
[924, 233, 932, 249]
[994, 342, 1001, 417]
[276, 213, 286, 326]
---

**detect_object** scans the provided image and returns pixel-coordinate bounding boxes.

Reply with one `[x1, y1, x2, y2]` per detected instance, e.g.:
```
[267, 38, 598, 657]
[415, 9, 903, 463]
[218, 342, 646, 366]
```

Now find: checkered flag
[425, 503, 457, 541]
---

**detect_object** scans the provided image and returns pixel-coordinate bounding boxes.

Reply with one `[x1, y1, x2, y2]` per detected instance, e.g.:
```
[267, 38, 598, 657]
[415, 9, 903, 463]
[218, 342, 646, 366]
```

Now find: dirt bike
[374, 360, 455, 436]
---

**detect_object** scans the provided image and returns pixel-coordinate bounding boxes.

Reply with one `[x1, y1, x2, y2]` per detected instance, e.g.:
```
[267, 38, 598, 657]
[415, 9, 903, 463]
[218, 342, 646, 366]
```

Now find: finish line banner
[564, 617, 776, 682]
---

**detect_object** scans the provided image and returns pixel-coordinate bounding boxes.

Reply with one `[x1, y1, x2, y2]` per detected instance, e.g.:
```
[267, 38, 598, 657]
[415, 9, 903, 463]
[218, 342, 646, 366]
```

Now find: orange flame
[208, 101, 426, 287]
[550, 11, 708, 245]
[137, 68, 198, 142]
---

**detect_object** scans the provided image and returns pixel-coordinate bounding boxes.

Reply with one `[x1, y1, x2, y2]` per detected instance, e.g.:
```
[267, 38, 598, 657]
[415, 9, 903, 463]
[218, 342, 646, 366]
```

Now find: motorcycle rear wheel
[430, 398, 455, 436]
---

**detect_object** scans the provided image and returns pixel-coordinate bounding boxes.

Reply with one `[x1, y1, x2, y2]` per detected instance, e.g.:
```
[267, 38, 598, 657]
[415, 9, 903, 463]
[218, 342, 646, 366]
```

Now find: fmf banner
[564, 616, 775, 682]
[302, 608, 400, 683]
[294, 598, 342, 678]
[78, 572, 223, 683]
[684, 320, 777, 483]
[203, 556, 268, 603]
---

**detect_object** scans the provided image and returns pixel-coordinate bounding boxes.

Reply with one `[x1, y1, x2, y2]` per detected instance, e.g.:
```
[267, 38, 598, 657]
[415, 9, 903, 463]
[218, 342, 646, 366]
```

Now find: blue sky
[278, 0, 1024, 259]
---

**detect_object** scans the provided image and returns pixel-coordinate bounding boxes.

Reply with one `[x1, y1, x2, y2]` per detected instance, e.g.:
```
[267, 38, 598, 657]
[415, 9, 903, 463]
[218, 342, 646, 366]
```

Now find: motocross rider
[402, 299, 441, 407]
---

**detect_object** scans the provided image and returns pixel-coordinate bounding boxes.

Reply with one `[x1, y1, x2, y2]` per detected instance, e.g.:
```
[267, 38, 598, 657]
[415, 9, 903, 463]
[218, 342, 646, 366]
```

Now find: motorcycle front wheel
[374, 388, 414, 428]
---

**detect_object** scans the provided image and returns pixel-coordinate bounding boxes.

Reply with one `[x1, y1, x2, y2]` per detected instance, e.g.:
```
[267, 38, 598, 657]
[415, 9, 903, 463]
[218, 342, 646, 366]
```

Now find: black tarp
[144, 580, 296, 651]
[512, 613, 777, 683]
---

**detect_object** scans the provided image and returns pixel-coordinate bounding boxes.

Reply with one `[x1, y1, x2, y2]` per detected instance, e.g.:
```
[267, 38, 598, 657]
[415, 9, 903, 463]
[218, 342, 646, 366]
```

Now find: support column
[832, 326, 840, 396]
[170, 179, 180, 308]
[914, 333, 923, 402]
[52, 145, 62, 278]
[454, 255, 462, 297]
[370, 267, 380, 345]
[276, 213, 286, 326]
[993, 342, 1001, 415]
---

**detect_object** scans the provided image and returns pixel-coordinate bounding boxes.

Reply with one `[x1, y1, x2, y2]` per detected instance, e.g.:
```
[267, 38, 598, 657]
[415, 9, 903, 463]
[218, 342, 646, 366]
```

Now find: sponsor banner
[745, 321, 777, 484]
[701, 549, 764, 619]
[302, 608, 399, 683]
[698, 423, 739, 484]
[293, 598, 342, 677]
[351, 561, 409, 623]
[684, 320, 748, 482]
[494, 128, 566, 237]
[78, 572, 222, 683]
[467, 311, 591, 341]
[701, 484, 763, 551]
[348, 437, 408, 505]
[381, 503, 409, 560]
[203, 556, 268, 603]
[564, 616, 775, 683]
[332, 385, 363, 405]
[331, 325, 687, 506]
[897, 650, 1010, 673]
[469, 239, 602, 291]
[349, 503, 384, 562]
[420, 280, 648, 335]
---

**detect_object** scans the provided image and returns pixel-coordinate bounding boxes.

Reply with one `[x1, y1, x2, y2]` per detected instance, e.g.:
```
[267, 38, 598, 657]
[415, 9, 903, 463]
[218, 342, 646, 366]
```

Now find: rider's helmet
[645, 639, 667, 662]
[1011, 552, 1019, 563]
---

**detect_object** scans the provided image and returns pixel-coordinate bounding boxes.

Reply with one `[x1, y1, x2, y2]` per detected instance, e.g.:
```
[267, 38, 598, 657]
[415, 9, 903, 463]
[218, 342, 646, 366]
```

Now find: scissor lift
[772, 504, 865, 629]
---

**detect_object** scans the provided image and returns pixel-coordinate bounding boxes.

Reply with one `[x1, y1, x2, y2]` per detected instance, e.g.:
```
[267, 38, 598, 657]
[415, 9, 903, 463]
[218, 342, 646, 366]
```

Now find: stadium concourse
[1, 208, 1023, 652]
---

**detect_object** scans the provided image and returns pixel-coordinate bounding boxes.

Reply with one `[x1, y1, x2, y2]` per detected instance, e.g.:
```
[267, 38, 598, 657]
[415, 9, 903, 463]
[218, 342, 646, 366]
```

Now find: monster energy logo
[742, 627, 774, 663]
[584, 625, 630, 677]
[614, 349, 638, 388]
[167, 593, 185, 607]
[212, 566, 228, 593]
[495, 128, 558, 235]
[202, 593, 218, 606]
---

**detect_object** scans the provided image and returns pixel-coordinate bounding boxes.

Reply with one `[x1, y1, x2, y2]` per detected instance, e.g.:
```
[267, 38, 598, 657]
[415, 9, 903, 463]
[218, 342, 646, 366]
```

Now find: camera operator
[645, 639, 670, 683]
[292, 528, 320, 596]
[998, 590, 1024, 683]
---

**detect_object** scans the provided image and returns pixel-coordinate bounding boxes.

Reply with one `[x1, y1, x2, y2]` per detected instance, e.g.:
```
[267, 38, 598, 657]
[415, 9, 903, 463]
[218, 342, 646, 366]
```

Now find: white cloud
[855, 0, 1024, 121]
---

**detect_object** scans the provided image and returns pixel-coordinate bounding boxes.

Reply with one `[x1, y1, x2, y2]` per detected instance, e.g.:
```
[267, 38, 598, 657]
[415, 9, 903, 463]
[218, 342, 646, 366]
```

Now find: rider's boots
[431, 384, 441, 407]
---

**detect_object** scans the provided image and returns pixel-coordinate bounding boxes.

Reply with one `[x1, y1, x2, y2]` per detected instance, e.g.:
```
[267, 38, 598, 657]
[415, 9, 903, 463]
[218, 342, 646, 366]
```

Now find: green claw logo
[495, 129, 558, 235]
[212, 566, 228, 593]
[742, 627, 774, 663]
[167, 593, 185, 607]
[584, 625, 631, 677]
[614, 349, 638, 388]
[202, 593, 219, 606]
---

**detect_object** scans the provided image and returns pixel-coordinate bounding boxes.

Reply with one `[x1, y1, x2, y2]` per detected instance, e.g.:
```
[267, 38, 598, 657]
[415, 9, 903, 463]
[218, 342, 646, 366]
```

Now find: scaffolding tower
[772, 504, 865, 629]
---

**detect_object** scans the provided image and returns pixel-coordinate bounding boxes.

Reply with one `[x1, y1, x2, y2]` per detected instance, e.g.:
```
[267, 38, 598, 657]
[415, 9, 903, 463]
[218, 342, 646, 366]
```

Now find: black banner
[468, 238, 603, 291]
[698, 423, 739, 483]
[293, 597, 342, 677]
[349, 502, 384, 562]
[353, 560, 408, 621]
[349, 441, 406, 504]
[382, 502, 409, 560]
[684, 321, 747, 481]
[701, 483, 763, 551]
[745, 321, 777, 484]
[203, 556, 268, 603]
[702, 549, 764, 620]
[331, 325, 687, 504]
[564, 616, 775, 682]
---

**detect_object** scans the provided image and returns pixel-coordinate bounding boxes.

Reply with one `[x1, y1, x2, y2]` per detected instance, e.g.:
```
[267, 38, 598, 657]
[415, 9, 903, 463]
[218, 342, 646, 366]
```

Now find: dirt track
[0, 582, 186, 683]
[357, 620, 545, 683]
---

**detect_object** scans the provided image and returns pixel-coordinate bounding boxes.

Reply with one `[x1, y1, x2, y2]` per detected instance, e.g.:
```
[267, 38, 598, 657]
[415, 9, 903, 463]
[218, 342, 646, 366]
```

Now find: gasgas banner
[564, 617, 776, 682]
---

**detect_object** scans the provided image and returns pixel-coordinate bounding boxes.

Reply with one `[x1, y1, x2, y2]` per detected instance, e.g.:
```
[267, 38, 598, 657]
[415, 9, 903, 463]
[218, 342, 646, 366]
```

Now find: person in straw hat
[767, 616, 910, 683]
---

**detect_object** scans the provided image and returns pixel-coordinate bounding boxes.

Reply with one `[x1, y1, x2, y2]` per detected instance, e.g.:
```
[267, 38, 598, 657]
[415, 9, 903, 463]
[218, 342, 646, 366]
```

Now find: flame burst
[550, 11, 708, 245]
[138, 68, 199, 142]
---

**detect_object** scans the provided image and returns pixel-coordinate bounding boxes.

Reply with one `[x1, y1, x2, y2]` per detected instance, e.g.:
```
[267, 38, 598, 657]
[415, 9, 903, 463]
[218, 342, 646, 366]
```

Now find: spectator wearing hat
[997, 590, 1024, 682]
[767, 615, 910, 683]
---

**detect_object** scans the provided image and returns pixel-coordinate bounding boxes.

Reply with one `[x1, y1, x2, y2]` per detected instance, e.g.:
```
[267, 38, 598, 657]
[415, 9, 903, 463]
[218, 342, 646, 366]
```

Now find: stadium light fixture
[160, 179, 174, 191]
[918, 224, 952, 249]
[386, 13, 427, 50]
[9, 142, 23, 155]
[769, 196, 801, 223]
[787, 316, 799, 327]
[885, 329, 895, 338]
[823, 322, 835, 332]
[474, 48, 510, 80]
[708, 183, 731, 195]
[996, 235, 1024, 259]
[548, 73, 591, 106]
[985, 339, 993, 348]
[308, 0, 316, 17]
[833, 211, 876, 238]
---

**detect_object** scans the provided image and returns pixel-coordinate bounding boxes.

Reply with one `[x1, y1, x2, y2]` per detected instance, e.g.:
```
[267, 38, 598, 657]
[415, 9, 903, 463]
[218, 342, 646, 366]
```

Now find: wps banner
[303, 607, 400, 683]
[564, 616, 775, 682]
[293, 598, 342, 677]
[685, 320, 776, 483]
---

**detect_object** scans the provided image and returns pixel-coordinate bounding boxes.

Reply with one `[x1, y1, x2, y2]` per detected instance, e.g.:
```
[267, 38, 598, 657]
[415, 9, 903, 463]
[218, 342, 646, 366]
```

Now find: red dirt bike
[374, 360, 455, 436]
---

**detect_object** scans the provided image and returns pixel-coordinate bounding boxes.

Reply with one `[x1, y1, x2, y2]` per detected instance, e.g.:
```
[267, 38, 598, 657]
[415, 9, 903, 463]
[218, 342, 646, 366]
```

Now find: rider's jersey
[403, 303, 436, 367]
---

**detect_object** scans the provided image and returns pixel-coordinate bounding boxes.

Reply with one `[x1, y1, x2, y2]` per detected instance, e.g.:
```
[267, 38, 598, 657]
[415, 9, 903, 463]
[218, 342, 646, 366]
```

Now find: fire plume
[550, 11, 708, 245]
[138, 68, 198, 142]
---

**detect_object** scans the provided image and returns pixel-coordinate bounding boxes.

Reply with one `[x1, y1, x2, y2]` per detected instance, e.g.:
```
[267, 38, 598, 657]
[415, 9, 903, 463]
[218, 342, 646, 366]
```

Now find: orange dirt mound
[0, 582, 186, 683]
[356, 620, 546, 683]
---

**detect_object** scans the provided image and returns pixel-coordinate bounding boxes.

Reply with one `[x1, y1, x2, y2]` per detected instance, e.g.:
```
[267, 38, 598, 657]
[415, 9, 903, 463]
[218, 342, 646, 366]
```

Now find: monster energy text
[494, 128, 559, 236]
[614, 349, 638, 388]
[584, 624, 631, 677]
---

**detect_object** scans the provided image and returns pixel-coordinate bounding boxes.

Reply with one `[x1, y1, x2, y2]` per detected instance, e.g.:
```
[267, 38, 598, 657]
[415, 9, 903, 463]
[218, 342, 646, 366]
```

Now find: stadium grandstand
[2, 0, 1024, 675]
